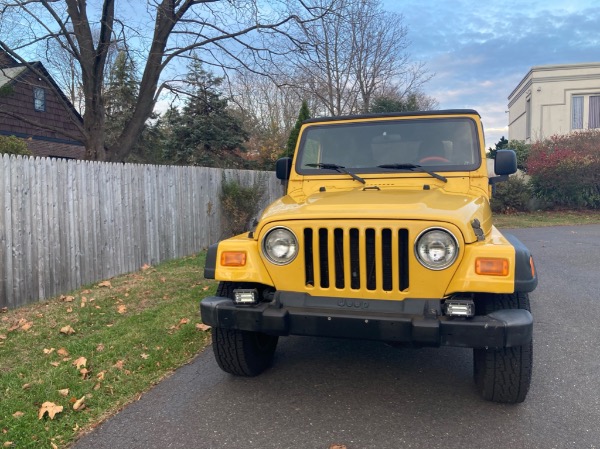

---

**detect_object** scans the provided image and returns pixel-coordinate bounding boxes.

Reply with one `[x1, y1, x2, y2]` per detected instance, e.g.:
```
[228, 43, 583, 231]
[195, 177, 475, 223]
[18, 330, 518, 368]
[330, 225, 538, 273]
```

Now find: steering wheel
[419, 156, 450, 164]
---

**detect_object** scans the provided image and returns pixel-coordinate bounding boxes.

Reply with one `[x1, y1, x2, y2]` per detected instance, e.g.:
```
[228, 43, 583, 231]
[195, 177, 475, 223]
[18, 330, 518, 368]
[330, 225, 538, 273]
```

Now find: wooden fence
[0, 155, 285, 309]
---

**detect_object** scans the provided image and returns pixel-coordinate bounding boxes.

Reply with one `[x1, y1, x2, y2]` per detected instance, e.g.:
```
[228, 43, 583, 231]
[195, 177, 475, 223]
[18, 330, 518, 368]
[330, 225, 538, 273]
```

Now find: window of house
[572, 95, 584, 129]
[34, 87, 46, 112]
[589, 96, 600, 129]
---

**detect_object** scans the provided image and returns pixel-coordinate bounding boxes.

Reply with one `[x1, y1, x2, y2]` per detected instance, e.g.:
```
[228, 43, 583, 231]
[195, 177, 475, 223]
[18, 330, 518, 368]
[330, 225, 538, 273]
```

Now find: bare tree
[279, 0, 432, 116]
[0, 0, 330, 161]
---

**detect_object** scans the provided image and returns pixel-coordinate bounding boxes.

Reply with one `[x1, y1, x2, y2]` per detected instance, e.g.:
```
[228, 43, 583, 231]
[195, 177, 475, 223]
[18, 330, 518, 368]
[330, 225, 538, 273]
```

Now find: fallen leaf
[202, 286, 210, 291]
[61, 295, 74, 302]
[51, 442, 59, 449]
[141, 264, 151, 270]
[329, 445, 347, 449]
[60, 325, 75, 335]
[98, 280, 112, 288]
[12, 411, 24, 418]
[38, 402, 63, 420]
[117, 305, 127, 314]
[0, 334, 7, 340]
[50, 362, 60, 367]
[66, 307, 73, 313]
[179, 318, 190, 325]
[43, 348, 55, 355]
[83, 289, 91, 294]
[72, 396, 85, 411]
[20, 321, 33, 331]
[160, 277, 166, 283]
[113, 360, 124, 370]
[57, 348, 69, 357]
[80, 297, 87, 308]
[96, 370, 106, 381]
[72, 357, 87, 369]
[79, 368, 89, 378]
[141, 353, 149, 359]
[96, 344, 105, 352]
[3, 442, 13, 447]
[196, 323, 211, 332]
[22, 383, 31, 390]
[0, 307, 7, 313]
[58, 389, 69, 397]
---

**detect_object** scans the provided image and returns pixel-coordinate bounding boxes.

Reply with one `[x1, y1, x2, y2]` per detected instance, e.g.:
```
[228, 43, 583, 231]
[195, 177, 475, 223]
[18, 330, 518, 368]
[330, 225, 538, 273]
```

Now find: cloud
[384, 0, 600, 144]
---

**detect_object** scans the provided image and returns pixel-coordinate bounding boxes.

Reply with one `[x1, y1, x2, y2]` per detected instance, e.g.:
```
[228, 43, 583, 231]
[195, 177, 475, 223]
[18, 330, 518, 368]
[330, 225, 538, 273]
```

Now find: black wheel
[212, 282, 278, 376]
[473, 292, 532, 403]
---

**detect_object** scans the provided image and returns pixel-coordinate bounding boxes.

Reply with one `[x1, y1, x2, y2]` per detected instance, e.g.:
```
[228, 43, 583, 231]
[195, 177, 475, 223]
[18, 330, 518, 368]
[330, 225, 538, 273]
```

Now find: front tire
[473, 292, 533, 403]
[211, 282, 278, 376]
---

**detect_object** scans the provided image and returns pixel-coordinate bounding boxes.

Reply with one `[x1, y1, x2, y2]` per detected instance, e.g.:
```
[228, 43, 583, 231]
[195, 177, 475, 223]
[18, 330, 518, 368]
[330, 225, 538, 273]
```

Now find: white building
[508, 62, 600, 142]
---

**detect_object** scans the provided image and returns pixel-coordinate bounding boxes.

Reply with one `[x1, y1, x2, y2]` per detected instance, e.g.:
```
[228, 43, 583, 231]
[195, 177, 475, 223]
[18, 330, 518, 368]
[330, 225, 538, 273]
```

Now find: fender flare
[504, 233, 538, 293]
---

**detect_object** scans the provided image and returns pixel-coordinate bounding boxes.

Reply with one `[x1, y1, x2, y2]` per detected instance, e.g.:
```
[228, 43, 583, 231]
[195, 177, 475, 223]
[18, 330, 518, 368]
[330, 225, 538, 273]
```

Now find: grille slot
[303, 226, 410, 292]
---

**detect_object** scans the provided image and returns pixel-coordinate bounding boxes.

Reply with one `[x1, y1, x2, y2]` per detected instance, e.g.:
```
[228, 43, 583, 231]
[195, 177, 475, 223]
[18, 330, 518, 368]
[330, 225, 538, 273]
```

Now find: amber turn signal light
[221, 251, 247, 267]
[475, 258, 509, 276]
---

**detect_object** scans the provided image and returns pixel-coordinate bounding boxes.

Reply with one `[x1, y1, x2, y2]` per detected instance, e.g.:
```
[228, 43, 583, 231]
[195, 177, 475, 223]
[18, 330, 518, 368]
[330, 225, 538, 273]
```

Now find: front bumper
[200, 292, 532, 349]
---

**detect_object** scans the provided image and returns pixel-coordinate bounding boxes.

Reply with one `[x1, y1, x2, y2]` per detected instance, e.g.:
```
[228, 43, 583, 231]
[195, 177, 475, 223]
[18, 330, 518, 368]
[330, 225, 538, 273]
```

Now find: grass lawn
[0, 253, 217, 449]
[1, 209, 599, 448]
[493, 209, 600, 228]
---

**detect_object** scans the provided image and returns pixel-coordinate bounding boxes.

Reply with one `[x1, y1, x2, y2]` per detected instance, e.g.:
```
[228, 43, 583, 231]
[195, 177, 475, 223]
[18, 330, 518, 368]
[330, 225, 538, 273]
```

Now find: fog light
[444, 299, 475, 317]
[234, 289, 258, 305]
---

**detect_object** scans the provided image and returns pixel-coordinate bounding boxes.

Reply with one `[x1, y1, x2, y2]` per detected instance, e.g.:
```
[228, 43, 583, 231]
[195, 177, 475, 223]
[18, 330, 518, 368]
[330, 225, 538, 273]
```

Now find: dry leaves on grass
[97, 281, 112, 288]
[38, 402, 63, 420]
[60, 295, 74, 302]
[117, 305, 127, 314]
[169, 318, 190, 332]
[113, 360, 124, 370]
[72, 396, 85, 411]
[196, 323, 211, 332]
[57, 348, 69, 357]
[43, 348, 55, 355]
[12, 411, 24, 418]
[72, 357, 87, 370]
[60, 325, 75, 335]
[58, 389, 69, 397]
[8, 319, 33, 332]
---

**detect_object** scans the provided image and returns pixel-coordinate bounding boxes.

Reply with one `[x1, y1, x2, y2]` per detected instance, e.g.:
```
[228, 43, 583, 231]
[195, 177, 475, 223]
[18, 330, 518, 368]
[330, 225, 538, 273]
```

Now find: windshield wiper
[377, 163, 448, 183]
[306, 163, 366, 184]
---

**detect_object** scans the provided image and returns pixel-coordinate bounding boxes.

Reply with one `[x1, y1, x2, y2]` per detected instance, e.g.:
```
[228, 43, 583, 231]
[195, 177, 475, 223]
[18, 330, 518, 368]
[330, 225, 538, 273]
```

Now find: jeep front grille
[303, 226, 410, 292]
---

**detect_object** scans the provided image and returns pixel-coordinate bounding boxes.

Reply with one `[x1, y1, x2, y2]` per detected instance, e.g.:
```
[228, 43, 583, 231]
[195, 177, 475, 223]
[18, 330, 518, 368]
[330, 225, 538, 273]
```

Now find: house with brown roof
[0, 48, 86, 158]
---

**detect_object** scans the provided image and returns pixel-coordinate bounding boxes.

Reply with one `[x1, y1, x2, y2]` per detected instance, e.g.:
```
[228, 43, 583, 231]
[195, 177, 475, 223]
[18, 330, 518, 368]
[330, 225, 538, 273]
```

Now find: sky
[385, 0, 600, 147]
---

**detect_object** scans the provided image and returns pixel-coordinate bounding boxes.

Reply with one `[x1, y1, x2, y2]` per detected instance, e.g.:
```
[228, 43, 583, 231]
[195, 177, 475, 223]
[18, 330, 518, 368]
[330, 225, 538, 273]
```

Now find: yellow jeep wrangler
[201, 110, 537, 403]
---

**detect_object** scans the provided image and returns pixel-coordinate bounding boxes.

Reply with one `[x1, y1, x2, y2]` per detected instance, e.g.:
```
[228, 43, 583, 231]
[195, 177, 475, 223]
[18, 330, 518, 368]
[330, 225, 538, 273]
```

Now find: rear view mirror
[276, 157, 292, 180]
[494, 149, 517, 176]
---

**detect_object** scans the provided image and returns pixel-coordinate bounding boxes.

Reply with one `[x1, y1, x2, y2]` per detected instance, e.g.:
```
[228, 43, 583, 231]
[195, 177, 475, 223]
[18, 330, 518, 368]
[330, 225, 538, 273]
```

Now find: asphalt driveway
[73, 225, 600, 449]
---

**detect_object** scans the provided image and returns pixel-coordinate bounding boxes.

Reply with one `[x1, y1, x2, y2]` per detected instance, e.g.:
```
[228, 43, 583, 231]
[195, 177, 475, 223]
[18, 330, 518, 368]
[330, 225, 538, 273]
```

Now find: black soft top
[302, 109, 481, 124]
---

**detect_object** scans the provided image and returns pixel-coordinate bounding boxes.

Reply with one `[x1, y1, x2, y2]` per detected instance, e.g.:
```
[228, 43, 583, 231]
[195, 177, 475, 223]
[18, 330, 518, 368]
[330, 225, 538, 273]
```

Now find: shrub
[490, 176, 532, 213]
[0, 135, 32, 156]
[527, 131, 600, 209]
[220, 174, 266, 237]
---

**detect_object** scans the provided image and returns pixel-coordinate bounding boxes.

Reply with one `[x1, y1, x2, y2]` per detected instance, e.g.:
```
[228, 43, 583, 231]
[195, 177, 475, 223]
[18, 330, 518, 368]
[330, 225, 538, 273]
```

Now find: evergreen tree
[105, 51, 138, 147]
[487, 136, 509, 159]
[163, 61, 248, 167]
[284, 100, 310, 157]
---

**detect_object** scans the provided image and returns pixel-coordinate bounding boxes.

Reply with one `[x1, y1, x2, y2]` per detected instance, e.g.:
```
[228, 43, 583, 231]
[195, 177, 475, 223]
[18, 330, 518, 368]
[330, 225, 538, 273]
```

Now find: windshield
[296, 117, 480, 174]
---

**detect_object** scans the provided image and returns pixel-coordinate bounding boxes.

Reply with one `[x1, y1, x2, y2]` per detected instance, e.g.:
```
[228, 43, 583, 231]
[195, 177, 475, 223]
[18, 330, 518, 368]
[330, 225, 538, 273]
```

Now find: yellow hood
[258, 187, 492, 243]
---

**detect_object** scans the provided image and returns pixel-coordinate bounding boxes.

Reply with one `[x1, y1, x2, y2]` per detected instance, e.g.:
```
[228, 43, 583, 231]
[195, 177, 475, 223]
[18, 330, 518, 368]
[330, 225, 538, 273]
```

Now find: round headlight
[415, 228, 459, 270]
[262, 227, 298, 265]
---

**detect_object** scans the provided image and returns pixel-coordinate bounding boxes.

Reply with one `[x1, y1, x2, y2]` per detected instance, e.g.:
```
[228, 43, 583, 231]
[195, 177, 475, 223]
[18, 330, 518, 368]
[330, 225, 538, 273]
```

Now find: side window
[34, 87, 46, 112]
[589, 96, 600, 129]
[572, 95, 583, 130]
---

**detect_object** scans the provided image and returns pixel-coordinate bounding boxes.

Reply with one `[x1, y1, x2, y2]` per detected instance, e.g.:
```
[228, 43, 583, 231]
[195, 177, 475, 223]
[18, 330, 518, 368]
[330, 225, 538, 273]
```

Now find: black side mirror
[276, 157, 292, 180]
[494, 149, 517, 176]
